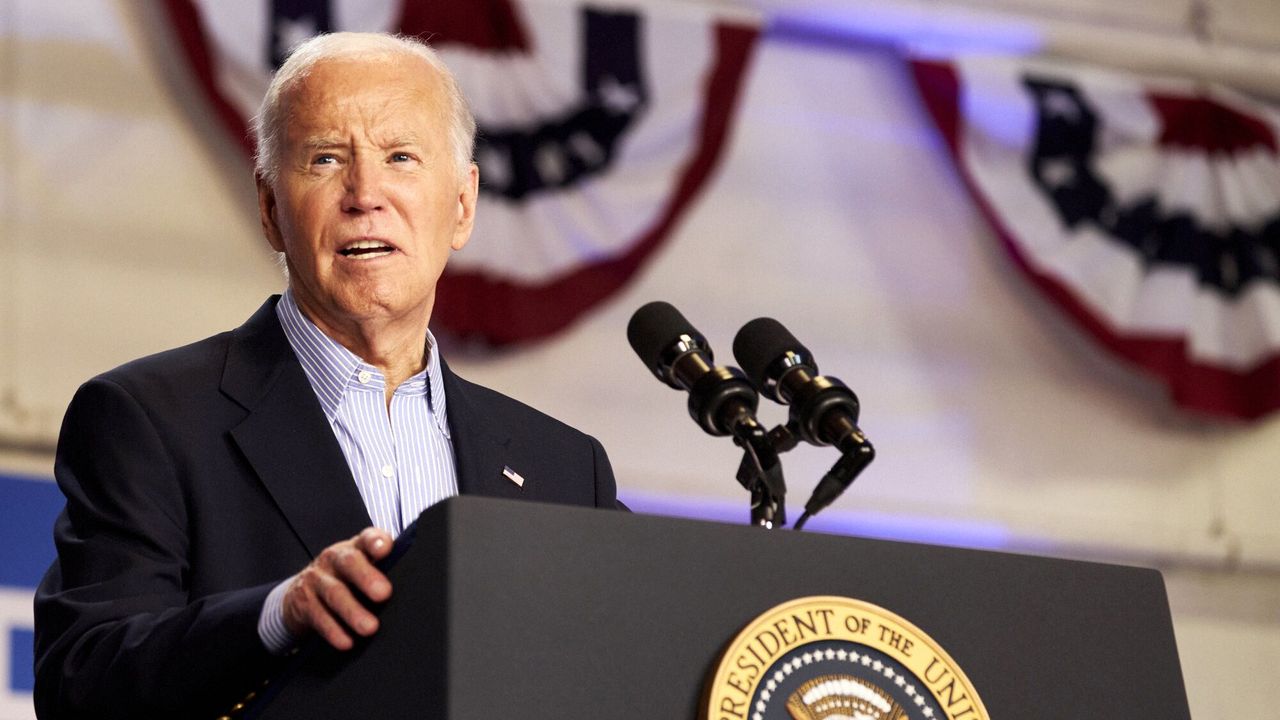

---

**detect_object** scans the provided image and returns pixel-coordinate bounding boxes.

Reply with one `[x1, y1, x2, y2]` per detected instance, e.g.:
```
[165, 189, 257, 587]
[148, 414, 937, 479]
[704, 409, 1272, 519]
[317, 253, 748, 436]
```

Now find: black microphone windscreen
[733, 317, 810, 390]
[627, 301, 699, 372]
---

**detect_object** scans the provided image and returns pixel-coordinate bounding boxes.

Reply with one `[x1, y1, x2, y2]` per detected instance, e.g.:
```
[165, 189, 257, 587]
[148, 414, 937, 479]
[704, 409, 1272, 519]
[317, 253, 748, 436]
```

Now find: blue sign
[0, 473, 63, 715]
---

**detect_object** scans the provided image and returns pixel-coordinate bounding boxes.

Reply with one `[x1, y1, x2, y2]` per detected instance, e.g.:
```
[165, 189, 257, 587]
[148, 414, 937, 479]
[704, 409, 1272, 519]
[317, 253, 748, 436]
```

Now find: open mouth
[339, 239, 396, 260]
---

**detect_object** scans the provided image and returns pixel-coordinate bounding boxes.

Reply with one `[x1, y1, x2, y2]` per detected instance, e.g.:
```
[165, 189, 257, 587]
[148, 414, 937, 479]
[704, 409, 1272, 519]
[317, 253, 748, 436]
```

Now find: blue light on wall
[621, 490, 1015, 551]
[767, 4, 1046, 57]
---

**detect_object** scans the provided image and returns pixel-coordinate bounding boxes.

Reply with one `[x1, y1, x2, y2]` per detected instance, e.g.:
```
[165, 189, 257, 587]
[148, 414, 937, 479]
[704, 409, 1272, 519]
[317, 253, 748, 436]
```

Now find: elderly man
[34, 32, 621, 719]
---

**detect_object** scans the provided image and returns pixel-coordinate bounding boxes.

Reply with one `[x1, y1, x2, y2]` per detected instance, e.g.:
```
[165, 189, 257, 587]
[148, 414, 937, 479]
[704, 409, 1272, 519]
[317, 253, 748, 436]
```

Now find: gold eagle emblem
[785, 674, 909, 720]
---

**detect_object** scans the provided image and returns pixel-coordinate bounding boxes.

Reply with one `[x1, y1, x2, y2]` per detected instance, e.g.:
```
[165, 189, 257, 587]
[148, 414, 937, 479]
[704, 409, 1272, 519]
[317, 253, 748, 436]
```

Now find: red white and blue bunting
[162, 0, 758, 344]
[912, 56, 1280, 419]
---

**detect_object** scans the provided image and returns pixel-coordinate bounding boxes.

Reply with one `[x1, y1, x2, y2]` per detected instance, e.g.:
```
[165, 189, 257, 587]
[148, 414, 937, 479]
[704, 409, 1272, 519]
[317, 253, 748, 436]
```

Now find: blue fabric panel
[8, 628, 34, 692]
[0, 474, 61, 588]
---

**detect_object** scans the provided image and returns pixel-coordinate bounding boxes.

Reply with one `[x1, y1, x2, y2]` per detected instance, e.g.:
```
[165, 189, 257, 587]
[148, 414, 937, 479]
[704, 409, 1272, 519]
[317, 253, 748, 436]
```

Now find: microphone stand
[728, 414, 787, 529]
[739, 420, 875, 531]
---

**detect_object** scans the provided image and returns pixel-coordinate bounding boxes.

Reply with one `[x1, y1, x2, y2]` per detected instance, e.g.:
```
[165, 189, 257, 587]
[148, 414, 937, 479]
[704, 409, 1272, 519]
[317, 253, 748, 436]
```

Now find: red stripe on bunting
[911, 59, 1280, 420]
[397, 0, 531, 51]
[1150, 95, 1278, 155]
[161, 0, 257, 158]
[433, 22, 759, 345]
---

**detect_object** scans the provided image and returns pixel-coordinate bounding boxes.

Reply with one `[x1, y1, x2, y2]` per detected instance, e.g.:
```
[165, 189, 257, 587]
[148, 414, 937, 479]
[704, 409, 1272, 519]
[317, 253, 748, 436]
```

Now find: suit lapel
[440, 357, 522, 500]
[223, 298, 372, 558]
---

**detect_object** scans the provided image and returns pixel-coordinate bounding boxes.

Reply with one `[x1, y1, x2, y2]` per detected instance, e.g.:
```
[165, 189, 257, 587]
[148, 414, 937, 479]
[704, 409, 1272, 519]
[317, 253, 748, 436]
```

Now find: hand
[281, 527, 394, 650]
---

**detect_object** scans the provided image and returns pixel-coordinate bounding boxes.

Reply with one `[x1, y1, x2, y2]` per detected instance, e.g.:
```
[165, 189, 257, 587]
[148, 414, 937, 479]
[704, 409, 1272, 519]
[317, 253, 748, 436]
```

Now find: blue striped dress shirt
[258, 289, 459, 651]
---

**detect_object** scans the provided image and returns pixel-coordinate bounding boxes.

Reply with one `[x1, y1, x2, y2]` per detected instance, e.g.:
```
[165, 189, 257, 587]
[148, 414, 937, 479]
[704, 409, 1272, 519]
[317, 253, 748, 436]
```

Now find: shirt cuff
[257, 577, 298, 655]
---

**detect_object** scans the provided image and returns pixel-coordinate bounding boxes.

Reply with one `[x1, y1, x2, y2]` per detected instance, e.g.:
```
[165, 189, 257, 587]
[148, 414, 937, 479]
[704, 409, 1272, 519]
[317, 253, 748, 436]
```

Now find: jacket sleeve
[33, 377, 281, 719]
[587, 433, 629, 511]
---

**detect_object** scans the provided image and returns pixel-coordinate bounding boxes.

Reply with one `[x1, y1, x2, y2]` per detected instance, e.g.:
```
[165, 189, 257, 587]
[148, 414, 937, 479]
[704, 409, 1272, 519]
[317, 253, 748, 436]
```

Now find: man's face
[257, 55, 478, 335]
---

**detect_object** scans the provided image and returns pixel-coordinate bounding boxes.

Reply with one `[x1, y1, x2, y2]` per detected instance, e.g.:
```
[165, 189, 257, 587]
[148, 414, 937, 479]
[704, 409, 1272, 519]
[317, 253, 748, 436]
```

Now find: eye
[311, 154, 338, 166]
[389, 151, 414, 163]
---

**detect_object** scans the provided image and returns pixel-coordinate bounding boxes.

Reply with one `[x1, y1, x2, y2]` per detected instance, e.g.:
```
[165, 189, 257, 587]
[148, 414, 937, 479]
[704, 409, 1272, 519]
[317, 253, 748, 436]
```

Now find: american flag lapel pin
[502, 465, 525, 488]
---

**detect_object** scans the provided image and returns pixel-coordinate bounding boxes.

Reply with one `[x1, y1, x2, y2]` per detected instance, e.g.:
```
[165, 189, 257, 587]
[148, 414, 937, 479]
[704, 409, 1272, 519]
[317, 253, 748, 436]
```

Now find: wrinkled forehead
[279, 55, 445, 142]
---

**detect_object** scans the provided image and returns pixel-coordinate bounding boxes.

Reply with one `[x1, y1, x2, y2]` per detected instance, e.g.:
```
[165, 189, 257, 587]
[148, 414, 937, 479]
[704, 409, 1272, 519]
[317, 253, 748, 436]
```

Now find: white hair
[251, 32, 477, 184]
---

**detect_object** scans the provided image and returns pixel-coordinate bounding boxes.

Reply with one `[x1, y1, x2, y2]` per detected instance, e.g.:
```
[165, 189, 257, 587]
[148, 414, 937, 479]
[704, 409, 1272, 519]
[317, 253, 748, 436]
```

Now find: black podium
[255, 496, 1190, 718]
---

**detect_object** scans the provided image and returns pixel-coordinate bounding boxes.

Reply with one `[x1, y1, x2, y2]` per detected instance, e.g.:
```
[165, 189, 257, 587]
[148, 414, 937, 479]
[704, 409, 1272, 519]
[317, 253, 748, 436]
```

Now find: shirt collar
[275, 290, 450, 437]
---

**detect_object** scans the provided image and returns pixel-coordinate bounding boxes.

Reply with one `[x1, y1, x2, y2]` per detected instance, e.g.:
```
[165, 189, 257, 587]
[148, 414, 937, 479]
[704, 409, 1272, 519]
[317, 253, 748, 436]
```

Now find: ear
[450, 163, 479, 252]
[256, 173, 286, 253]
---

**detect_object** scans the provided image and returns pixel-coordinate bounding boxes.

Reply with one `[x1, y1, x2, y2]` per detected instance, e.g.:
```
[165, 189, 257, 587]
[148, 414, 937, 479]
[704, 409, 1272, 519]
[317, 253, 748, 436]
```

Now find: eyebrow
[298, 136, 424, 152]
[382, 135, 424, 148]
[300, 137, 347, 153]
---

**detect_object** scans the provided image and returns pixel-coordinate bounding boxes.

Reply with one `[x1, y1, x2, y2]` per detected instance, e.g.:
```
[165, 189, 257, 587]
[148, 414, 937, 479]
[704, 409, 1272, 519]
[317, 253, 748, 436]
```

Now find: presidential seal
[705, 596, 988, 720]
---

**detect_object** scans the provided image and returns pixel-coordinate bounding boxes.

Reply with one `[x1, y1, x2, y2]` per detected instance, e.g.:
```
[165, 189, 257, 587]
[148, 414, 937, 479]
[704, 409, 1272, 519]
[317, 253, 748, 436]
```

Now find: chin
[343, 292, 426, 322]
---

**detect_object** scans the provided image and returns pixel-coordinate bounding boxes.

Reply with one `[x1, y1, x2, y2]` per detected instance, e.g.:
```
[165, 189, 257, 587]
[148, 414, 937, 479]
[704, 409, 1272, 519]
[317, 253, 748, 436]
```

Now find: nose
[342, 157, 386, 214]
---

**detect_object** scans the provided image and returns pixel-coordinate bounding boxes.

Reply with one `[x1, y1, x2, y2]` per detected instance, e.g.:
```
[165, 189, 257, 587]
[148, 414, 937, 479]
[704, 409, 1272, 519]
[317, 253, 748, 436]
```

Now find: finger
[329, 541, 393, 603]
[358, 527, 394, 560]
[283, 575, 356, 649]
[308, 598, 356, 650]
[314, 570, 380, 639]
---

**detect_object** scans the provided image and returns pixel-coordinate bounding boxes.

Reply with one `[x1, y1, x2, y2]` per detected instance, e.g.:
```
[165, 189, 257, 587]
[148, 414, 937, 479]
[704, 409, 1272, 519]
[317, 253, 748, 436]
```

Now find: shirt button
[358, 370, 373, 384]
[381, 464, 394, 478]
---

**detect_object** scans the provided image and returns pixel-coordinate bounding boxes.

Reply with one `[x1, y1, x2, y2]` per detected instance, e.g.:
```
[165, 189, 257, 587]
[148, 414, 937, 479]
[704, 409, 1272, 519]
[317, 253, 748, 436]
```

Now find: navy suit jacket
[33, 297, 621, 719]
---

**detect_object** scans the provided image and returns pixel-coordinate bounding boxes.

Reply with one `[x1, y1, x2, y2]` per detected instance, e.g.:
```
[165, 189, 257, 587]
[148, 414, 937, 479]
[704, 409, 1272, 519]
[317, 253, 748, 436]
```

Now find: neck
[291, 294, 431, 404]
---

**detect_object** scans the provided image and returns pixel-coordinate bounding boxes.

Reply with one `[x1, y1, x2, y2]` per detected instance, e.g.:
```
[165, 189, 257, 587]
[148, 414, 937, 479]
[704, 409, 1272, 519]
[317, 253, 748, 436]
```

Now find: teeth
[345, 239, 391, 250]
[339, 239, 394, 259]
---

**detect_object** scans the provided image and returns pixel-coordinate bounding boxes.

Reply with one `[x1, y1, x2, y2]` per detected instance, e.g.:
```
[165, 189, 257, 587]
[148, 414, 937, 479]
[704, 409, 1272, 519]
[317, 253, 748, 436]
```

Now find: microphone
[628, 302, 787, 527]
[733, 317, 875, 528]
[627, 301, 761, 438]
[732, 318, 864, 453]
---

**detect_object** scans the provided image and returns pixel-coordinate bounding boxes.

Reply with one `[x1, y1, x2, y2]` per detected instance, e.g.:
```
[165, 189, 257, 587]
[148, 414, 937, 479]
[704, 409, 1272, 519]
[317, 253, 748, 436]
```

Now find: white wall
[1, 1, 1277, 717]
